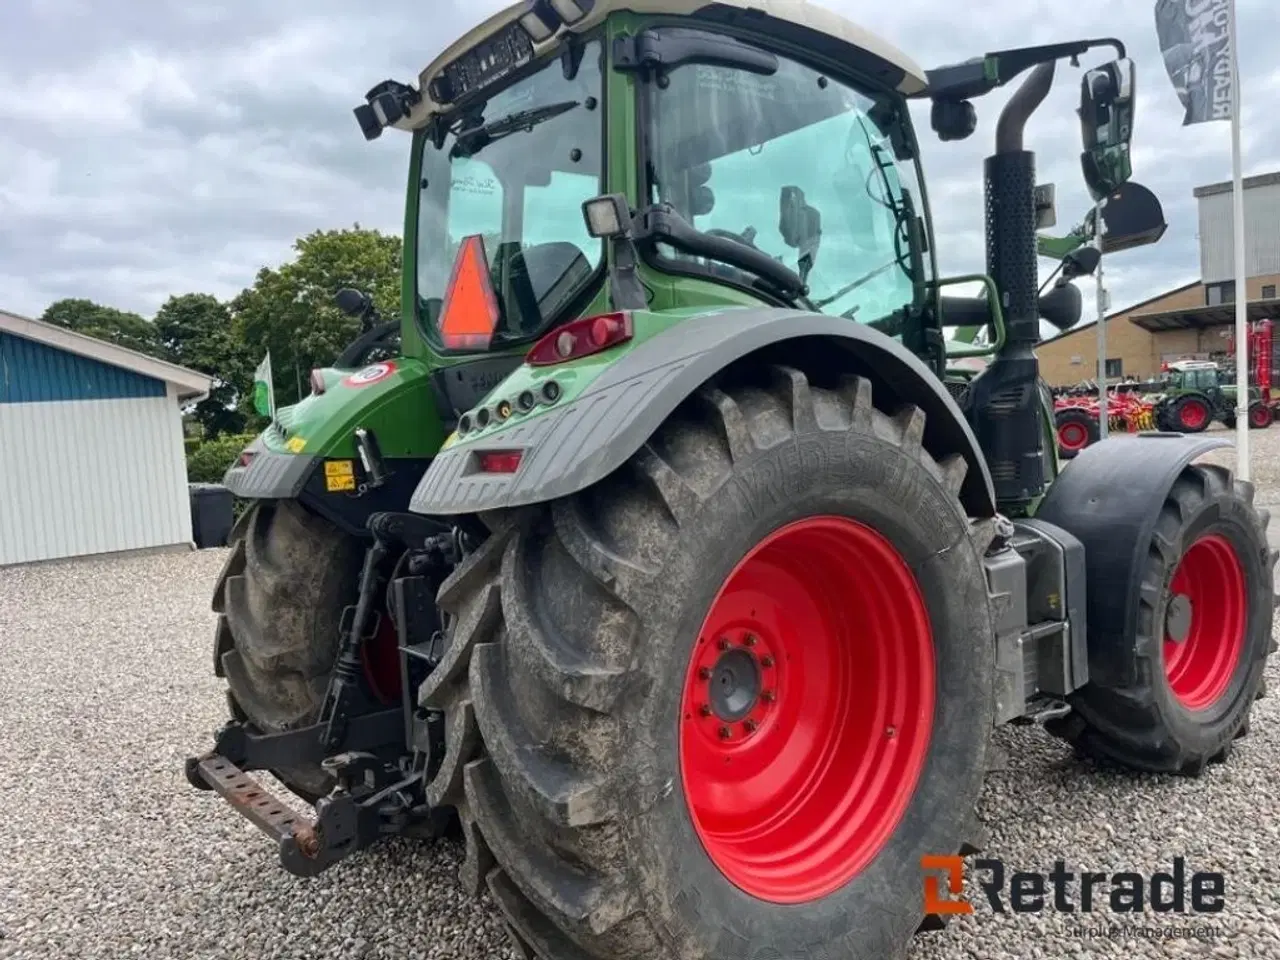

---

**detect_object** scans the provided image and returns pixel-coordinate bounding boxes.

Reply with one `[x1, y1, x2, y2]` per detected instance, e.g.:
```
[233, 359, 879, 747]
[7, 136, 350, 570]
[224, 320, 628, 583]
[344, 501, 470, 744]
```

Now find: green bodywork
[239, 11, 1131, 521]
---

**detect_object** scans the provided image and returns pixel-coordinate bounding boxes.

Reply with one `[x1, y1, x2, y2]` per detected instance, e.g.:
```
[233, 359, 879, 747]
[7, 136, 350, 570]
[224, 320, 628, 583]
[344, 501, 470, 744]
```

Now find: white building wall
[0, 391, 193, 565]
[1198, 180, 1280, 283]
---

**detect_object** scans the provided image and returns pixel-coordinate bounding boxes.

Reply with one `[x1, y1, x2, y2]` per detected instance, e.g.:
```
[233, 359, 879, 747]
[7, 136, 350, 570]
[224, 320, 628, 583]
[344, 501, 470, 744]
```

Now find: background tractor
[1153, 358, 1272, 433]
[187, 3, 1276, 959]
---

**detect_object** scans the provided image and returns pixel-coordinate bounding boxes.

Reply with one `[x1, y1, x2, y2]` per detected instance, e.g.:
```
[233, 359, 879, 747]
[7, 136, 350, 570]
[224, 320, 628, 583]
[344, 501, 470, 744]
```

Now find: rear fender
[409, 307, 998, 518]
[1035, 433, 1232, 686]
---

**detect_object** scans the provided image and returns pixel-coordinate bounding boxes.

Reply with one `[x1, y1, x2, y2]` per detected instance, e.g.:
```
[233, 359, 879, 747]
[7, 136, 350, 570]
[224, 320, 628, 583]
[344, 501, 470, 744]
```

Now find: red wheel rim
[1180, 400, 1208, 429]
[362, 610, 403, 704]
[1162, 534, 1247, 711]
[1251, 406, 1270, 427]
[679, 516, 935, 904]
[1058, 421, 1090, 451]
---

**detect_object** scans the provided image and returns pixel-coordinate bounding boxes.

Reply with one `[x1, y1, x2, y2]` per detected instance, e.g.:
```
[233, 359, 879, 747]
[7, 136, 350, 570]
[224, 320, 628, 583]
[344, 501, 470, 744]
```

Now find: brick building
[1037, 171, 1280, 386]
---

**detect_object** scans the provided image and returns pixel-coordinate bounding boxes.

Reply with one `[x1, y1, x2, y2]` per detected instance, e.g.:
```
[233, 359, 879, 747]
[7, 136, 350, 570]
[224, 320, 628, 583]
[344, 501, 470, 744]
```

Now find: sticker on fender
[343, 361, 396, 387]
[325, 459, 356, 492]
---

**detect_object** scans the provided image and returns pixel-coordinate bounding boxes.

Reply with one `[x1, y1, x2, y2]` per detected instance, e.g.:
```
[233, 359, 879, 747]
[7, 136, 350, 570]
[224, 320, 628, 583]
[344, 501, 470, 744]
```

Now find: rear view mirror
[335, 288, 372, 318]
[1088, 181, 1168, 254]
[1079, 58, 1135, 200]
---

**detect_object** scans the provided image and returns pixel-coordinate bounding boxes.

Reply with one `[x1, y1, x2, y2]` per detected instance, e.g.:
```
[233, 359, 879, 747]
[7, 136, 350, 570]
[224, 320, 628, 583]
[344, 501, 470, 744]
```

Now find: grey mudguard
[222, 435, 317, 500]
[409, 306, 999, 517]
[1036, 432, 1231, 677]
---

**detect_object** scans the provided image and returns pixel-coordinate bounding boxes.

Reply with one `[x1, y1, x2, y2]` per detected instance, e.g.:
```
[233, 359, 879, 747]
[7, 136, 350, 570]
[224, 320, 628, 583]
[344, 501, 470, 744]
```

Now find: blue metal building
[0, 309, 212, 565]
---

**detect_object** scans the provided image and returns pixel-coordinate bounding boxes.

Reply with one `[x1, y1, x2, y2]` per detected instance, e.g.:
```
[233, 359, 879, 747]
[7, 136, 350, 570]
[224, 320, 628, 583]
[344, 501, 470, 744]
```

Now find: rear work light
[309, 369, 327, 395]
[476, 450, 523, 474]
[526, 312, 633, 366]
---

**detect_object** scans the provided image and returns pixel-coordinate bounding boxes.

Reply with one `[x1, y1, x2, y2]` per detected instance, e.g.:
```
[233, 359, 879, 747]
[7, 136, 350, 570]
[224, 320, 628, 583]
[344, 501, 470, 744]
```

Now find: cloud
[0, 0, 1273, 326]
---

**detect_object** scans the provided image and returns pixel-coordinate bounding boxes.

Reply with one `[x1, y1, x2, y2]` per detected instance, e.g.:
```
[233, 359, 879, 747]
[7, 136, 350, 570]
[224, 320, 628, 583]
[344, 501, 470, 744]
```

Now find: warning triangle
[438, 234, 500, 350]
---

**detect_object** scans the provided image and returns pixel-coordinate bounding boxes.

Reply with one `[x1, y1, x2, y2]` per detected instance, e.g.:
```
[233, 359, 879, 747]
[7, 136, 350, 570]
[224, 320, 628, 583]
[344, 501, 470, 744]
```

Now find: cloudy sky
[2, 0, 1277, 326]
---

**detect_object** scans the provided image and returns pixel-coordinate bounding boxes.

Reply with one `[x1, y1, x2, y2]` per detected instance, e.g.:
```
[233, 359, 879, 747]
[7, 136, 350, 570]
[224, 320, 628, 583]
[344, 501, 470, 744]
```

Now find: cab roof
[403, 0, 927, 130]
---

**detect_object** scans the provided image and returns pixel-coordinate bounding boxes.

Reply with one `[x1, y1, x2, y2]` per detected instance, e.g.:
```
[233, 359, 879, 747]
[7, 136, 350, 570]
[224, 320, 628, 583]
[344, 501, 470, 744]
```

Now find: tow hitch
[185, 511, 462, 876]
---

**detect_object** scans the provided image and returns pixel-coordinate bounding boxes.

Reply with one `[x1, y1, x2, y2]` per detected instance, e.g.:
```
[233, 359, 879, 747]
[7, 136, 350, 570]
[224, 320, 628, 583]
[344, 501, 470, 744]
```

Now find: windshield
[416, 40, 605, 351]
[644, 34, 930, 326]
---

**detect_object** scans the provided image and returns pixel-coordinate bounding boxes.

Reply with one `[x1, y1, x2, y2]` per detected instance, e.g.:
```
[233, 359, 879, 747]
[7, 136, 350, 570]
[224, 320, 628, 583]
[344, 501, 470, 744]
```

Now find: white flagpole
[1228, 0, 1249, 480]
[1095, 199, 1109, 439]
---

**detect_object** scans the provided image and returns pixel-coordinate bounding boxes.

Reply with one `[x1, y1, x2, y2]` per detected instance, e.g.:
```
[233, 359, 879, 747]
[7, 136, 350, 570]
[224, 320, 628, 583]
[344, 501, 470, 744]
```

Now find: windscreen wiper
[450, 100, 581, 159]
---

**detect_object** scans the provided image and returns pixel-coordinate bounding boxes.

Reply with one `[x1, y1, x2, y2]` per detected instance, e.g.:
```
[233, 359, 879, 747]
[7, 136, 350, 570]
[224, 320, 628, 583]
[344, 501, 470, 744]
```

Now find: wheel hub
[1165, 594, 1193, 645]
[689, 630, 778, 742]
[709, 646, 762, 721]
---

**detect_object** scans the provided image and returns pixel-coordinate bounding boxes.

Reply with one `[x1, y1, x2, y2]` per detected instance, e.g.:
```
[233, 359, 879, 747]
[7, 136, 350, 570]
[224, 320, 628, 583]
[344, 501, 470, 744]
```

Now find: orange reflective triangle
[438, 234, 500, 350]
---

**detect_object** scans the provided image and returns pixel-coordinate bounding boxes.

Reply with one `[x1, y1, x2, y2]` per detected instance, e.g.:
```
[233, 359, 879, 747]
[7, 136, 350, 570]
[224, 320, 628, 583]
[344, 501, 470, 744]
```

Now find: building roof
[1194, 171, 1280, 199]
[405, 0, 927, 132]
[1039, 280, 1202, 346]
[0, 309, 212, 403]
[1130, 296, 1280, 332]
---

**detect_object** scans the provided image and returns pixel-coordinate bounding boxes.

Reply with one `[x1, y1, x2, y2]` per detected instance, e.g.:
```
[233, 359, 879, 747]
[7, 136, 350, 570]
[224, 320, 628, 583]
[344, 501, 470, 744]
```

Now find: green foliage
[155, 293, 250, 438]
[37, 225, 404, 441]
[184, 436, 202, 455]
[230, 227, 403, 412]
[186, 433, 257, 484]
[41, 298, 160, 356]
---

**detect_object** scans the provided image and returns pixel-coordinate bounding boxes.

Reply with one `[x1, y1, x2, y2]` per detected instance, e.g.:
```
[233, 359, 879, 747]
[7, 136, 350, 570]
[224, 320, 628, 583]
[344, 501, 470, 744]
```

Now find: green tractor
[186, 3, 1275, 958]
[1154, 358, 1272, 433]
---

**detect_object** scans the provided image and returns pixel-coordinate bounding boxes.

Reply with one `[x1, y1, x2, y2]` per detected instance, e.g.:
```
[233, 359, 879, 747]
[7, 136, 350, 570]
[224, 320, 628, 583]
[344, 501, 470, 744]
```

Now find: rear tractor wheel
[426, 365, 997, 960]
[212, 500, 399, 800]
[1250, 402, 1273, 429]
[1047, 464, 1275, 773]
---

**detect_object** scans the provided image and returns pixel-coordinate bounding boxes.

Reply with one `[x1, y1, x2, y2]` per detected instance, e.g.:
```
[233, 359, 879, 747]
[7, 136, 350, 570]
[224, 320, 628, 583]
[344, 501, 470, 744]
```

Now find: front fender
[1035, 432, 1232, 683]
[409, 307, 997, 517]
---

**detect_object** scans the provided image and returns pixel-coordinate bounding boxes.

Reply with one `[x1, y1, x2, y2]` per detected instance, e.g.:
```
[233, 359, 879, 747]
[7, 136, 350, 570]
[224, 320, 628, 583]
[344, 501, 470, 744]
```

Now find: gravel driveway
[2, 425, 1279, 960]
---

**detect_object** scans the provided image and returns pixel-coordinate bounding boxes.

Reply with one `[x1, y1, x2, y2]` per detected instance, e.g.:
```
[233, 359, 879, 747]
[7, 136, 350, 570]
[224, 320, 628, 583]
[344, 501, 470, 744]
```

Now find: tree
[41, 298, 161, 357]
[154, 293, 249, 438]
[230, 227, 402, 410]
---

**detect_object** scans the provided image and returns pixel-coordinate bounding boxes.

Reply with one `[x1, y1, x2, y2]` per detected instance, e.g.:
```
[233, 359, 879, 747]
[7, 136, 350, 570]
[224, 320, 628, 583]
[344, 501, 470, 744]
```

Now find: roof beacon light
[519, 1, 557, 42]
[549, 0, 594, 24]
[526, 312, 633, 366]
[437, 234, 501, 351]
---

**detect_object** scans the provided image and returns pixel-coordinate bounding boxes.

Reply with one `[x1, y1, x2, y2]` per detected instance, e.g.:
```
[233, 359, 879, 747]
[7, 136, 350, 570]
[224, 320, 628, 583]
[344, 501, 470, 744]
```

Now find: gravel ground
[2, 423, 1279, 960]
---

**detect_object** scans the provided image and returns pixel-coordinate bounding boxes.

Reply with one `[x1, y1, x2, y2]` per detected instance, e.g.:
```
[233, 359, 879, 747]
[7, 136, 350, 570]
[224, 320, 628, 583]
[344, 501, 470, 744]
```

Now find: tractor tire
[212, 500, 365, 800]
[1047, 464, 1275, 774]
[1250, 402, 1273, 429]
[1169, 394, 1211, 433]
[425, 365, 997, 960]
[1055, 407, 1099, 459]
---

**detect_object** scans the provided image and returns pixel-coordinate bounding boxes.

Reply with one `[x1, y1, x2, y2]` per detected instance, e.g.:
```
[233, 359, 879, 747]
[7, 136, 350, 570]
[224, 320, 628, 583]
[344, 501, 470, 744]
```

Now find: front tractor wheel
[1171, 395, 1211, 433]
[427, 365, 996, 960]
[1055, 407, 1099, 459]
[1048, 464, 1275, 774]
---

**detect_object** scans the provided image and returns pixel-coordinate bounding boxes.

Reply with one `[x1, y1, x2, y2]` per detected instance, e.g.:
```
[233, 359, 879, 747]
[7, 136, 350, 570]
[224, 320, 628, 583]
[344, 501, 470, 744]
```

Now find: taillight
[309, 369, 326, 395]
[526, 312, 633, 366]
[477, 450, 523, 474]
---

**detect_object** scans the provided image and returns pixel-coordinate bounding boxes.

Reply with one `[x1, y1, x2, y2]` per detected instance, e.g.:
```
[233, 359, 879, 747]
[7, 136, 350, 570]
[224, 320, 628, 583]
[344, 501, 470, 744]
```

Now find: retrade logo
[922, 856, 1226, 915]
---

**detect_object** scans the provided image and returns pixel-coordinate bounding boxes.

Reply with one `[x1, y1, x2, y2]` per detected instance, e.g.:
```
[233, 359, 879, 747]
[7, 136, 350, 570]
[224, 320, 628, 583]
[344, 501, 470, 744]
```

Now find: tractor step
[185, 753, 335, 876]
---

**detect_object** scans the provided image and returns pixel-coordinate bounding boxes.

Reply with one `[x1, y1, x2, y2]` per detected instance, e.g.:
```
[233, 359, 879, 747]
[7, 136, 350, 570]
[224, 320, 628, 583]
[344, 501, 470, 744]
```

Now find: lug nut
[699, 667, 712, 680]
[743, 719, 758, 733]
[699, 704, 712, 717]
[762, 690, 776, 703]
[885, 725, 896, 738]
[761, 656, 775, 668]
[717, 637, 731, 651]
[744, 634, 757, 647]
[718, 726, 732, 739]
